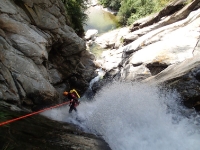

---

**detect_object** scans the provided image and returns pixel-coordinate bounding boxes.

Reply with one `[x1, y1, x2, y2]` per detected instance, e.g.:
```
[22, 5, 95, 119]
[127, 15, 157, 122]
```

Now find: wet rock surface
[0, 105, 110, 150]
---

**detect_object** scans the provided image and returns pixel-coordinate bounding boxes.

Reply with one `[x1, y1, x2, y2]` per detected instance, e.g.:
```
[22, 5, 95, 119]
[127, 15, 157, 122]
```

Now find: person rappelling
[63, 89, 80, 113]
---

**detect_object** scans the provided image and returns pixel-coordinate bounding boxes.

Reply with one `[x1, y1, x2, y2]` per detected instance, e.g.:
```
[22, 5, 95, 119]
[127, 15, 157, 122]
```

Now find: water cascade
[78, 68, 105, 99]
[42, 82, 200, 150]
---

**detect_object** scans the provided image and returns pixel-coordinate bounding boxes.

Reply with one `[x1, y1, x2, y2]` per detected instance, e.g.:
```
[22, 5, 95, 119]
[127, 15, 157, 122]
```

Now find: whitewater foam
[42, 82, 200, 150]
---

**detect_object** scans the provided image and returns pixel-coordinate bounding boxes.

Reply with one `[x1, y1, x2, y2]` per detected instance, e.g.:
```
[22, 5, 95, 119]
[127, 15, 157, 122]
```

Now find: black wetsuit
[69, 99, 78, 113]
[68, 93, 79, 113]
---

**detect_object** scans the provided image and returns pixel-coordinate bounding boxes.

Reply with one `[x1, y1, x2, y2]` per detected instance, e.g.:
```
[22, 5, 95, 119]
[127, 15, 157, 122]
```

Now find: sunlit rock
[100, 7, 200, 83]
[95, 27, 129, 49]
[84, 29, 98, 40]
[121, 64, 151, 81]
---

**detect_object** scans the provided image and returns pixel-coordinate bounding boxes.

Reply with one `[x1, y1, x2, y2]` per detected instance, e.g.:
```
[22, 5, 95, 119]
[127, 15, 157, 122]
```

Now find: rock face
[0, 0, 97, 109]
[0, 104, 111, 150]
[97, 0, 200, 110]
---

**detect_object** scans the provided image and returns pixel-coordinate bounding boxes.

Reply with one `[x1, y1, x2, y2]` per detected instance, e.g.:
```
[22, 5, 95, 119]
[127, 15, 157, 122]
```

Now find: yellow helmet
[63, 91, 68, 96]
[70, 89, 80, 98]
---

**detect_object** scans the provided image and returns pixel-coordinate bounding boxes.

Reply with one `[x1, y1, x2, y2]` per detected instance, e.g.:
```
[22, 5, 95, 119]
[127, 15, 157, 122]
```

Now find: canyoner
[0, 89, 81, 126]
[63, 89, 81, 113]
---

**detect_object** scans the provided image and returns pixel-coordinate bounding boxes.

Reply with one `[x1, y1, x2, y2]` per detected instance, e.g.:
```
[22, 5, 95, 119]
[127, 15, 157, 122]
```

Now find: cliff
[0, 0, 112, 149]
[0, 0, 97, 110]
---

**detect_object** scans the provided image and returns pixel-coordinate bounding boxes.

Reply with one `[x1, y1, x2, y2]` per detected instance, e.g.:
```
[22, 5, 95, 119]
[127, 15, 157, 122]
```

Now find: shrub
[62, 0, 88, 36]
[116, 0, 173, 25]
[99, 0, 121, 10]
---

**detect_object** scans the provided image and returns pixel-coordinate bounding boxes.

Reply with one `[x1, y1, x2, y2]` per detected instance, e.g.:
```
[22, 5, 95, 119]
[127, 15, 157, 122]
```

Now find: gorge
[1, 0, 200, 149]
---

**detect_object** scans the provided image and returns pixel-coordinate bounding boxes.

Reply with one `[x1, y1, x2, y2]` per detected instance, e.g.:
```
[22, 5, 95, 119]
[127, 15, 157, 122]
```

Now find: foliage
[62, 0, 88, 36]
[61, 0, 173, 33]
[99, 0, 173, 25]
[184, 0, 192, 5]
[99, 0, 121, 11]
[126, 0, 155, 25]
[118, 0, 173, 25]
[153, 0, 173, 12]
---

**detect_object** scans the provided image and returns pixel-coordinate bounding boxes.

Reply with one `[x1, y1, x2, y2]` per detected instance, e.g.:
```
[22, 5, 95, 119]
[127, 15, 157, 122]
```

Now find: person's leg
[69, 106, 73, 113]
[74, 107, 77, 112]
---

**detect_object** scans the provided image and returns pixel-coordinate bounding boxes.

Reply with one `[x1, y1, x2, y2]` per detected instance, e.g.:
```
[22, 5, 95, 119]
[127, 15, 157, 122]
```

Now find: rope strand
[0, 101, 70, 126]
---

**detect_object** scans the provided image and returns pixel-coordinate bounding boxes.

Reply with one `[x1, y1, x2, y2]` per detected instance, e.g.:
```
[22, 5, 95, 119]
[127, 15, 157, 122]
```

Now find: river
[83, 6, 119, 34]
[83, 5, 120, 58]
[42, 82, 200, 150]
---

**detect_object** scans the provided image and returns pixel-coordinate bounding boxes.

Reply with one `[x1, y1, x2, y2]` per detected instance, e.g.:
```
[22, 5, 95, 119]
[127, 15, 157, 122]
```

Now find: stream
[83, 4, 120, 58]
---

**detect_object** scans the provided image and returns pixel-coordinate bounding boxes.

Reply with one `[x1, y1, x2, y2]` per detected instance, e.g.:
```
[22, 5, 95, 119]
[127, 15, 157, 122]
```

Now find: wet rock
[195, 71, 200, 81]
[145, 55, 200, 110]
[0, 105, 111, 150]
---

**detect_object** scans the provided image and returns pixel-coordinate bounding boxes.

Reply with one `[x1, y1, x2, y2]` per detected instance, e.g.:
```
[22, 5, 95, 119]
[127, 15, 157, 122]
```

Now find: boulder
[145, 54, 200, 110]
[98, 0, 200, 110]
[129, 0, 187, 31]
[125, 0, 200, 44]
[85, 29, 98, 40]
[121, 64, 151, 81]
[100, 7, 200, 82]
[95, 27, 129, 49]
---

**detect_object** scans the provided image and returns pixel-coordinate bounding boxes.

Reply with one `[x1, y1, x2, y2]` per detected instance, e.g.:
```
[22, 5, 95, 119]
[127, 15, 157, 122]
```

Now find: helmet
[63, 91, 68, 96]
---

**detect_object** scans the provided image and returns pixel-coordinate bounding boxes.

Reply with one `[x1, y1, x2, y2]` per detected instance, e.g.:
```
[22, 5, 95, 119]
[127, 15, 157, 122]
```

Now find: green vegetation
[184, 0, 192, 5]
[99, 0, 121, 10]
[99, 0, 173, 25]
[62, 0, 88, 36]
[61, 0, 174, 34]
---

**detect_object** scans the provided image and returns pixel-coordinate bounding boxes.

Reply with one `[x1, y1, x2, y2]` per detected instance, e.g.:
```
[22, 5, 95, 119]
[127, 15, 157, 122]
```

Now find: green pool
[84, 6, 119, 34]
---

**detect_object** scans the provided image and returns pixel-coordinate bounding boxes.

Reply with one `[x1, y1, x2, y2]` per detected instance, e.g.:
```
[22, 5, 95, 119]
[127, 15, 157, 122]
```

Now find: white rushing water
[42, 82, 200, 150]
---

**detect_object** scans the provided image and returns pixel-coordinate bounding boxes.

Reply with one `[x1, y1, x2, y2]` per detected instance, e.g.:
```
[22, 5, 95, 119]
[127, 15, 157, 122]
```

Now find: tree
[118, 0, 171, 25]
[62, 0, 88, 36]
[99, 0, 121, 10]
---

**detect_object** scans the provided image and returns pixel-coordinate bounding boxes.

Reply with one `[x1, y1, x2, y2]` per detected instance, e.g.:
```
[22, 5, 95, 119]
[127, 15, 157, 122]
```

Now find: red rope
[0, 101, 70, 126]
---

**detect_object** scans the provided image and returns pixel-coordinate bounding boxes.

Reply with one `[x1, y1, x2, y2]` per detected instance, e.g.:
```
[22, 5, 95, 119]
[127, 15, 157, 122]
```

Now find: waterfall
[80, 68, 105, 99]
[42, 82, 200, 150]
[89, 68, 105, 89]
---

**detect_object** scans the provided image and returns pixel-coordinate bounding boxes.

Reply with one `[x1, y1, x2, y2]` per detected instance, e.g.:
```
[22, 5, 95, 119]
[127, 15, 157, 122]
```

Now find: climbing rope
[0, 101, 70, 126]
